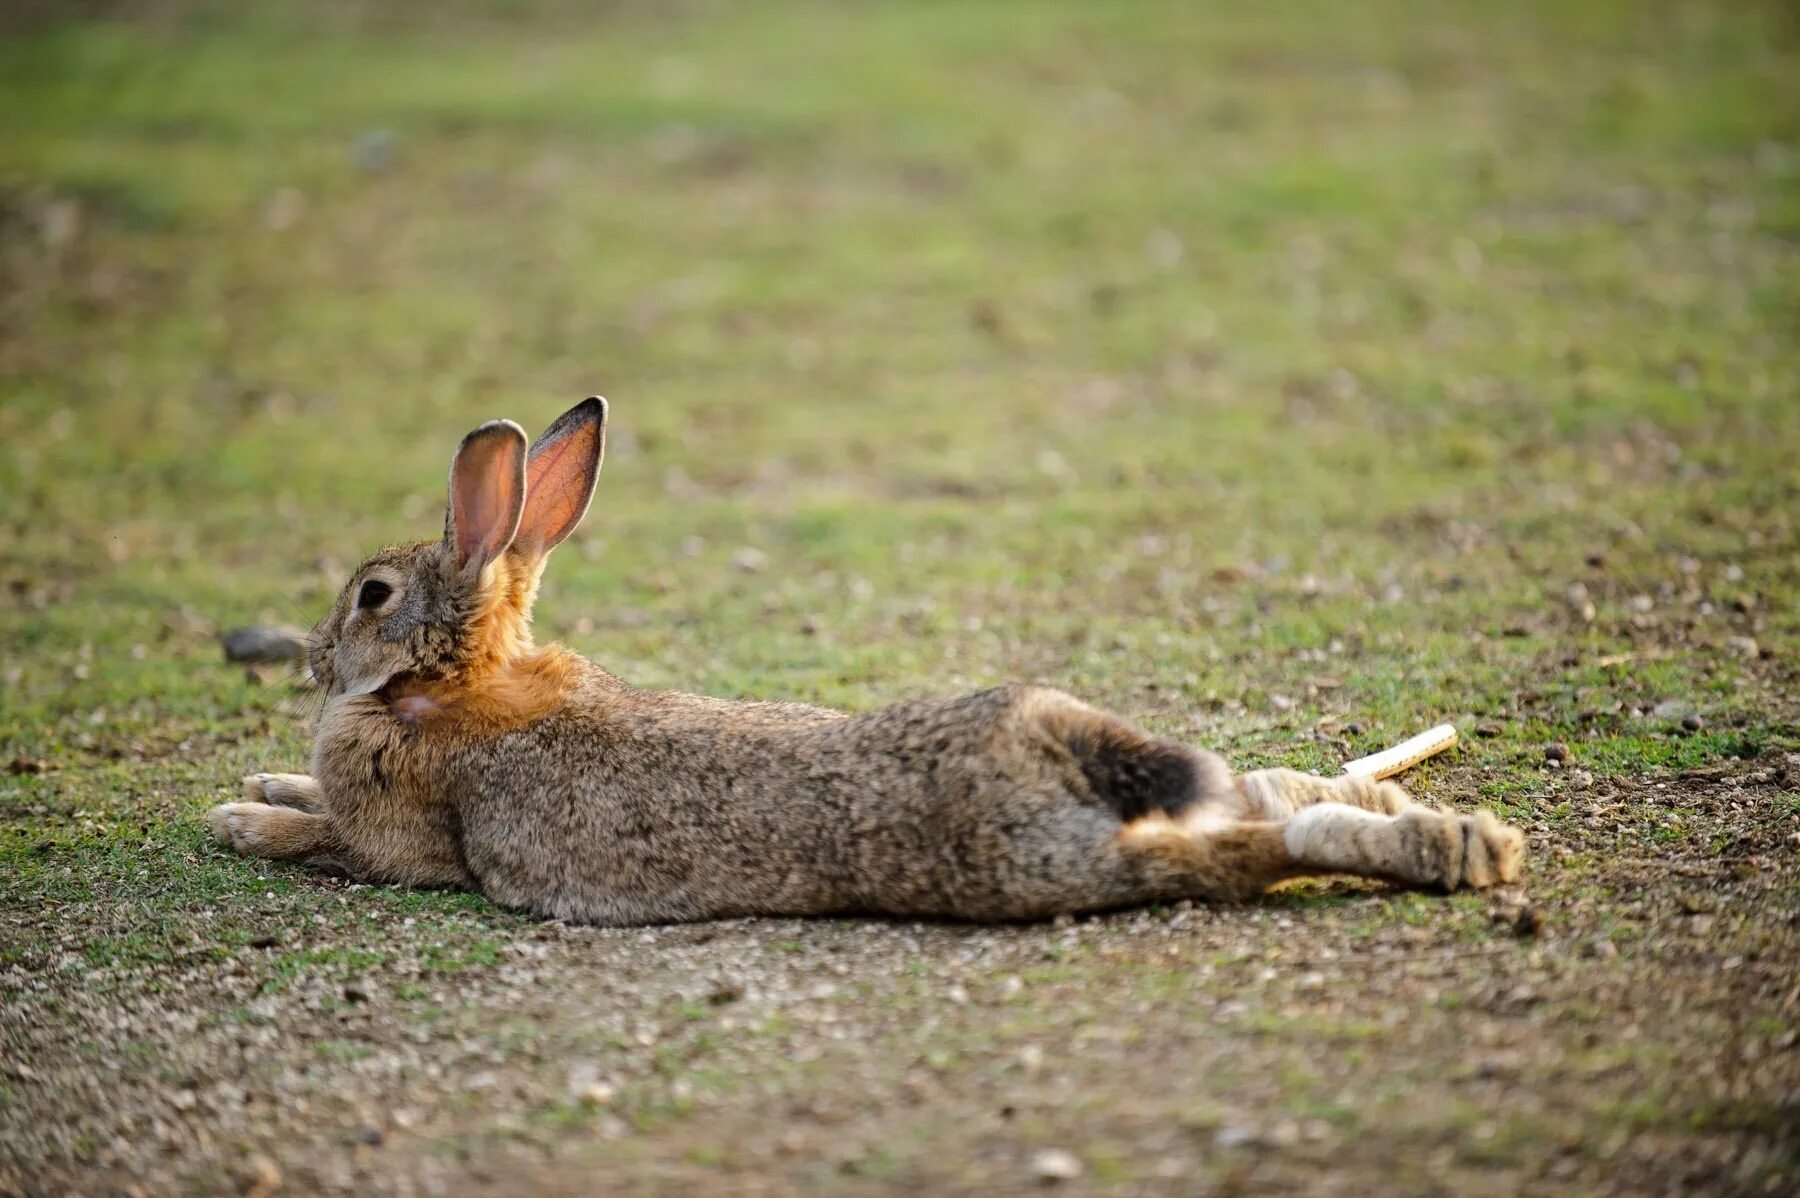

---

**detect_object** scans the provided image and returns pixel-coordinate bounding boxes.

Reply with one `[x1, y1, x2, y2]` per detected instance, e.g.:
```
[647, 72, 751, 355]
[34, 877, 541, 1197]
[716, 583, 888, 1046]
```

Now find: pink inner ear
[450, 426, 526, 574]
[518, 418, 601, 555]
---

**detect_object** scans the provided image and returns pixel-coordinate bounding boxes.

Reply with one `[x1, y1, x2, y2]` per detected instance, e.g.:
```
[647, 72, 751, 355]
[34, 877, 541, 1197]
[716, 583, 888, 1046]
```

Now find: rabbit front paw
[208, 802, 271, 854]
[240, 772, 323, 812]
[207, 801, 330, 862]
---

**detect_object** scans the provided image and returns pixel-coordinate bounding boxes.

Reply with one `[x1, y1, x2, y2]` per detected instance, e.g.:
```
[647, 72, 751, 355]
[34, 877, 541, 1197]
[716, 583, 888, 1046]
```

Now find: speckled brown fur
[207, 399, 1525, 924]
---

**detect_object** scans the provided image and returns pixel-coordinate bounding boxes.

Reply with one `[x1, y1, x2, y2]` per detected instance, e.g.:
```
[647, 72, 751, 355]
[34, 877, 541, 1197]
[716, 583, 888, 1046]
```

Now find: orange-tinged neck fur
[400, 552, 580, 735]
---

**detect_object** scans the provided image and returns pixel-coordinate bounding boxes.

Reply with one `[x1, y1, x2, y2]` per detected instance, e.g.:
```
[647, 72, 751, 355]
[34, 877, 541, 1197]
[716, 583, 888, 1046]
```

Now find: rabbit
[207, 397, 1524, 924]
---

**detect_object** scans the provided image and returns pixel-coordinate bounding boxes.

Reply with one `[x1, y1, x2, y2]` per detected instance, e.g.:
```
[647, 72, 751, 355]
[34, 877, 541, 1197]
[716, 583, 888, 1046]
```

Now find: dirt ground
[6, 751, 1797, 1196]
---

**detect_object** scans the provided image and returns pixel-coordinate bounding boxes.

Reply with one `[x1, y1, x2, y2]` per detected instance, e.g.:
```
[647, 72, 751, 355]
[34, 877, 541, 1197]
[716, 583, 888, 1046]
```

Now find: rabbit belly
[451, 683, 1236, 924]
[451, 721, 852, 925]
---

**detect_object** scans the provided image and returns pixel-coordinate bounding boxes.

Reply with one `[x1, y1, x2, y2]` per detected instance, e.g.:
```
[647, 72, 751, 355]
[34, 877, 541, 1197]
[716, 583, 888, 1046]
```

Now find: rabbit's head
[309, 398, 606, 700]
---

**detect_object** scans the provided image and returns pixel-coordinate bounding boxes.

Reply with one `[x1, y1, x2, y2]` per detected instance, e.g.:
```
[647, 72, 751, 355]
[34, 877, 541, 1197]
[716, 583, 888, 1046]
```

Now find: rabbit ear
[515, 396, 606, 559]
[445, 419, 529, 579]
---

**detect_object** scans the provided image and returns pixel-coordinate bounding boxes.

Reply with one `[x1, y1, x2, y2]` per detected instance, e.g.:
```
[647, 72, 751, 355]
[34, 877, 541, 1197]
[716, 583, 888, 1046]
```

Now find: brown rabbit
[208, 398, 1524, 924]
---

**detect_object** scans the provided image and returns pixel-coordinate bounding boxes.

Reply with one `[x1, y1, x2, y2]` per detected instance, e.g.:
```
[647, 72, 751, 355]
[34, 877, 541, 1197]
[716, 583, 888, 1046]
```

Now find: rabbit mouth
[335, 670, 397, 699]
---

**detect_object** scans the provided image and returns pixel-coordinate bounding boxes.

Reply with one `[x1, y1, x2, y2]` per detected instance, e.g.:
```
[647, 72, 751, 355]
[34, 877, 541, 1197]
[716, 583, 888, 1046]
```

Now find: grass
[2, 0, 1797, 1194]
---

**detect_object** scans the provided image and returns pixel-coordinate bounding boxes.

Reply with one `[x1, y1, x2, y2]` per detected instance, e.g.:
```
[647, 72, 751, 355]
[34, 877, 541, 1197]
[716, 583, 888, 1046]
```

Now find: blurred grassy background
[3, 2, 1798, 1192]
[3, 0, 1794, 772]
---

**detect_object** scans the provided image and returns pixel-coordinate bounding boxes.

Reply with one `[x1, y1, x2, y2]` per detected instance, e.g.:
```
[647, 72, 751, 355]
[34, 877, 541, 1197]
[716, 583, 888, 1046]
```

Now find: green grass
[3, 1, 1793, 806]
[0, 1, 1797, 1188]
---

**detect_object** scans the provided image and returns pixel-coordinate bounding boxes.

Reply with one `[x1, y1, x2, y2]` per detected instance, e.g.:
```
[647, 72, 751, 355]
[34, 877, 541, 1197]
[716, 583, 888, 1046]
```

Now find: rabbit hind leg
[1024, 690, 1233, 824]
[1280, 804, 1524, 891]
[1112, 801, 1524, 903]
[1225, 769, 1419, 822]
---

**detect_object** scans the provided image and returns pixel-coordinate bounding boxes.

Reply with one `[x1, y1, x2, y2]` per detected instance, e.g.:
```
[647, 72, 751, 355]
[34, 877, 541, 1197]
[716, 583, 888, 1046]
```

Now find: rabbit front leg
[240, 771, 324, 812]
[209, 776, 359, 877]
[207, 801, 342, 866]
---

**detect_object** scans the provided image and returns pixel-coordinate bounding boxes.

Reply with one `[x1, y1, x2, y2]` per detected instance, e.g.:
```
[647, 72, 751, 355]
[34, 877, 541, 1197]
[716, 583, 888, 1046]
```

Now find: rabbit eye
[357, 579, 393, 609]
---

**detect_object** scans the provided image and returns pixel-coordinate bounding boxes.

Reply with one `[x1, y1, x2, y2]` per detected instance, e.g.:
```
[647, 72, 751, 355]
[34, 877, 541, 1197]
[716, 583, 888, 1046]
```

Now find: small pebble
[1214, 1125, 1259, 1149]
[352, 128, 399, 173]
[352, 1125, 384, 1147]
[1564, 582, 1596, 622]
[1030, 1148, 1083, 1183]
[1585, 938, 1620, 960]
[245, 1155, 282, 1198]
[1544, 743, 1570, 764]
[1475, 723, 1503, 739]
[1681, 714, 1704, 733]
[1344, 722, 1363, 736]
[222, 626, 309, 664]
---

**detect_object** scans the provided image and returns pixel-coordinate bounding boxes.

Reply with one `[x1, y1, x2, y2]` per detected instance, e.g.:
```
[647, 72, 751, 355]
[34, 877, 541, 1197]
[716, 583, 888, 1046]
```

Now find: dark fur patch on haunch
[1063, 724, 1201, 823]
